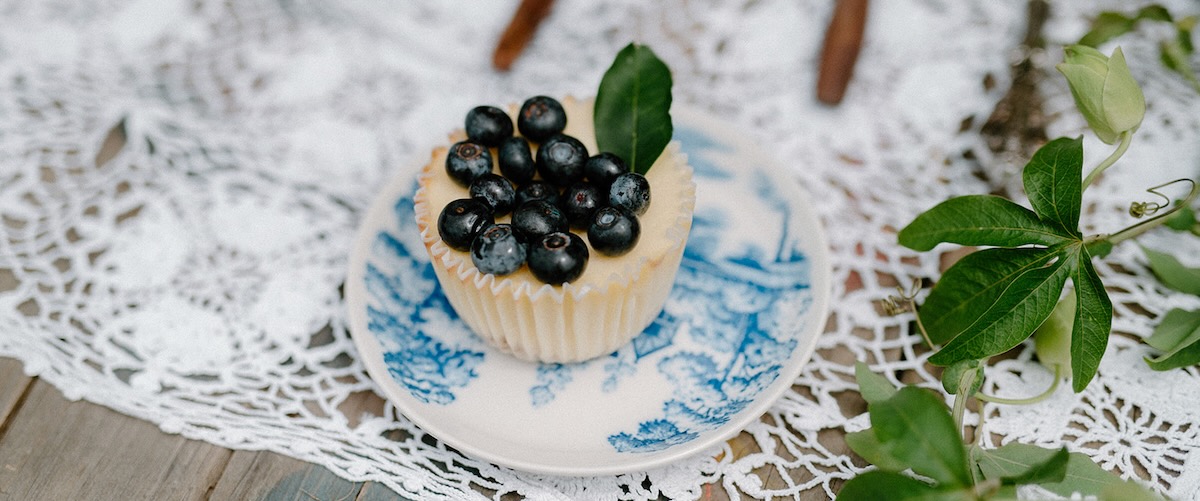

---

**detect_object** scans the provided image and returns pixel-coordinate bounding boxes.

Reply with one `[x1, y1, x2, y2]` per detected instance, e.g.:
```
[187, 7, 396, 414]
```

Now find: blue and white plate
[345, 106, 831, 476]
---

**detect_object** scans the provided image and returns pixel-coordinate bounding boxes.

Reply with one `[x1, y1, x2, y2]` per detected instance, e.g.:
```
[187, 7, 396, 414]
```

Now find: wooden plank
[0, 358, 33, 426]
[213, 448, 429, 501]
[0, 380, 231, 500]
[259, 463, 361, 501]
[211, 450, 360, 501]
[210, 450, 311, 500]
[356, 482, 419, 501]
[211, 381, 399, 501]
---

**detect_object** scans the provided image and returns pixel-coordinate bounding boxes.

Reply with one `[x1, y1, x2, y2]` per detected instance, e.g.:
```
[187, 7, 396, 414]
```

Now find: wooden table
[0, 353, 846, 500]
[0, 356, 421, 501]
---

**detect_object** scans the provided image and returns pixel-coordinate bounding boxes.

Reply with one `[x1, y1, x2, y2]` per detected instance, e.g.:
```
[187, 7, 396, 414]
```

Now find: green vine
[840, 32, 1197, 499]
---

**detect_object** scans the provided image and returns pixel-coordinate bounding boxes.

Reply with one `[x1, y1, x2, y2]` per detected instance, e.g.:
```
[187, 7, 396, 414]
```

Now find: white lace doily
[3, 0, 1199, 499]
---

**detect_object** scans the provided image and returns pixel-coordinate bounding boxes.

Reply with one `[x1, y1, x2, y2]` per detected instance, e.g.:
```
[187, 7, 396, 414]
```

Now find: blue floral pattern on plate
[347, 106, 829, 474]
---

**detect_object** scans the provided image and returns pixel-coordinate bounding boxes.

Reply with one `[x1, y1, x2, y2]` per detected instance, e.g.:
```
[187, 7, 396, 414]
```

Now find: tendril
[882, 277, 935, 349]
[1110, 178, 1199, 245]
[1128, 179, 1184, 218]
[975, 363, 1062, 405]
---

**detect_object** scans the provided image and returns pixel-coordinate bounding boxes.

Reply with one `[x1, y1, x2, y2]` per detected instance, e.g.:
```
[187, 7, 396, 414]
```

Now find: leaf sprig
[839, 364, 1162, 500]
[896, 39, 1200, 391]
[1078, 4, 1200, 94]
[1142, 247, 1200, 370]
[844, 31, 1194, 501]
[898, 137, 1113, 392]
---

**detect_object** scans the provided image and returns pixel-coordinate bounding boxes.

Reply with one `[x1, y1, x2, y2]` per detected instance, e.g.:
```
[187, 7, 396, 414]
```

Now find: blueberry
[609, 172, 651, 216]
[517, 96, 567, 142]
[511, 200, 569, 240]
[438, 198, 494, 251]
[465, 106, 513, 147]
[498, 136, 536, 184]
[445, 141, 493, 186]
[528, 231, 589, 284]
[515, 181, 560, 207]
[561, 182, 603, 229]
[469, 173, 516, 216]
[584, 152, 628, 190]
[470, 224, 527, 276]
[536, 134, 587, 187]
[587, 206, 640, 256]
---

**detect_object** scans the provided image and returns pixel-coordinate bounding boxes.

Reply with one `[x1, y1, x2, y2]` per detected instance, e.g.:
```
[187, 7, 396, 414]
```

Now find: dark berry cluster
[438, 96, 652, 285]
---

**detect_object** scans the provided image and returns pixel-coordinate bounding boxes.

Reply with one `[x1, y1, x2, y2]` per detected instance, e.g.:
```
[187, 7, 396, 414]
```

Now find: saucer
[345, 106, 831, 476]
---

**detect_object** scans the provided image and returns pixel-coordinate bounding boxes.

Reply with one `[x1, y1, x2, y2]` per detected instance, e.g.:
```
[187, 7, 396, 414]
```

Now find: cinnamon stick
[492, 0, 556, 72]
[816, 0, 869, 105]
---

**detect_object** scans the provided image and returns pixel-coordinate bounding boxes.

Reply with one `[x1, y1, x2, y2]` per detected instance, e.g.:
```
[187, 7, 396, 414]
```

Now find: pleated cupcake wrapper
[413, 122, 695, 362]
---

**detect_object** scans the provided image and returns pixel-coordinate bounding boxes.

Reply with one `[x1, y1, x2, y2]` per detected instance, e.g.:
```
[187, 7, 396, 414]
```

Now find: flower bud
[1055, 45, 1146, 144]
[941, 359, 984, 396]
[1034, 294, 1075, 375]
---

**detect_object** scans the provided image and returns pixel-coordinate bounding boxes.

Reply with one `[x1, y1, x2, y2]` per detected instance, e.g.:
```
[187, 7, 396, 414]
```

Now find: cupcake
[412, 96, 695, 362]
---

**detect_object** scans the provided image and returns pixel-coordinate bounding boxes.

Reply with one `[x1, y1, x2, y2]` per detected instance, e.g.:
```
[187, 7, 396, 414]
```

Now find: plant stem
[975, 402, 987, 446]
[1108, 179, 1200, 245]
[953, 369, 977, 440]
[1082, 130, 1132, 192]
[913, 307, 935, 350]
[975, 364, 1061, 405]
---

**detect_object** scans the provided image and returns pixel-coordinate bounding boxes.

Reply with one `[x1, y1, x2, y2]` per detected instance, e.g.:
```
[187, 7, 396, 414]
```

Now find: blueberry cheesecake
[413, 94, 694, 362]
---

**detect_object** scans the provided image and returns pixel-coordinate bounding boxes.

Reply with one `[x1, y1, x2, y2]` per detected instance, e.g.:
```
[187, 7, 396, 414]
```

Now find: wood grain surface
[0, 353, 829, 500]
[0, 357, 430, 501]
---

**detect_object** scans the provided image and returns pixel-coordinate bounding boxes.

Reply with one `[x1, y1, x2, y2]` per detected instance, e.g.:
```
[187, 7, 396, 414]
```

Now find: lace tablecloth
[3, 0, 1199, 499]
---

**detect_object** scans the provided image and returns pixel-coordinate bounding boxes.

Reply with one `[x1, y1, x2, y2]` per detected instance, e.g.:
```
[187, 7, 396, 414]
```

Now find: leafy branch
[839, 363, 1162, 500]
[841, 23, 1195, 501]
[1141, 246, 1200, 370]
[1078, 4, 1200, 94]
[895, 42, 1200, 391]
[898, 136, 1117, 392]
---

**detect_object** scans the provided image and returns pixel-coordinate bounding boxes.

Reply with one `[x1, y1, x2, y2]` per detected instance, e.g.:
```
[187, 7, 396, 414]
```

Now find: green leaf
[854, 361, 897, 404]
[1038, 451, 1124, 498]
[1137, 4, 1174, 23]
[1078, 12, 1136, 47]
[1142, 246, 1200, 295]
[870, 387, 972, 488]
[845, 431, 908, 472]
[898, 195, 1073, 252]
[1163, 204, 1197, 231]
[1160, 37, 1193, 74]
[1071, 249, 1113, 392]
[1087, 238, 1115, 258]
[1101, 479, 1167, 501]
[929, 251, 1073, 366]
[1144, 308, 1200, 370]
[1022, 137, 1084, 238]
[974, 443, 1070, 486]
[1146, 308, 1200, 351]
[1158, 14, 1200, 90]
[1177, 17, 1196, 53]
[594, 43, 673, 175]
[1078, 5, 1174, 47]
[836, 471, 972, 501]
[920, 247, 1060, 344]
